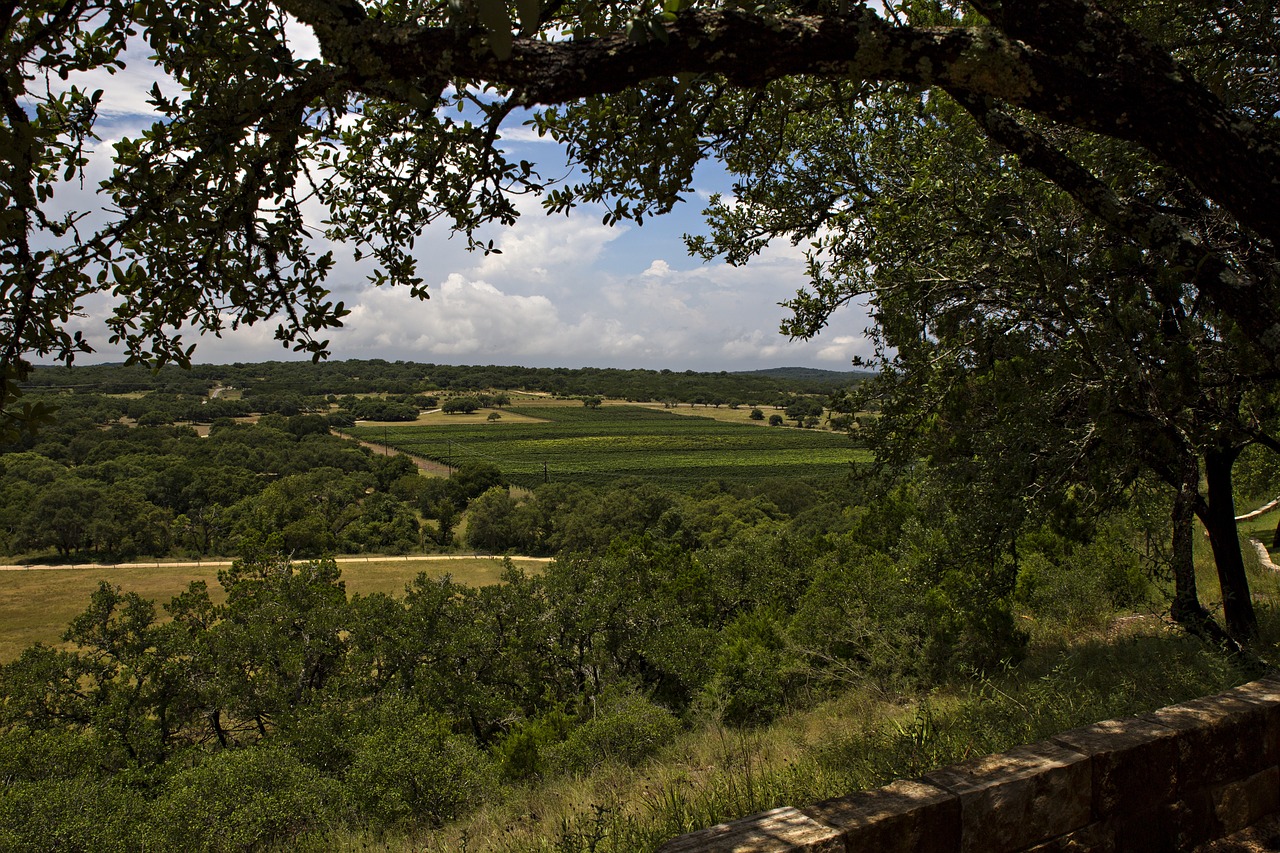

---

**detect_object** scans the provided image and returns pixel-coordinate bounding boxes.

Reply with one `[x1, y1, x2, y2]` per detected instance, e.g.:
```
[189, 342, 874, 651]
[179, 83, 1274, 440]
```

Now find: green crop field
[349, 404, 869, 489]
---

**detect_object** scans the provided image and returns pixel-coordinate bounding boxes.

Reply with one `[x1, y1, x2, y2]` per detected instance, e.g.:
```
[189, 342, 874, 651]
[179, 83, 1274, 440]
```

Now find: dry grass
[630, 402, 784, 427]
[0, 556, 543, 662]
[408, 688, 910, 853]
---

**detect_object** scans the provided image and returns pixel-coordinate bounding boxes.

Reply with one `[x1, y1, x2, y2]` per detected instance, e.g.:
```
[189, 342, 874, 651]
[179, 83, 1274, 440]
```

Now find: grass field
[348, 404, 869, 490]
[1238, 500, 1279, 545]
[0, 556, 541, 662]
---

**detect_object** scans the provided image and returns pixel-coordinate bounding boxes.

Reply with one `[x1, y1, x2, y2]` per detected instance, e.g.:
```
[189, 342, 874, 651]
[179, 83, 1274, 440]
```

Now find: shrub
[920, 570, 1027, 679]
[789, 549, 922, 688]
[492, 708, 575, 781]
[1015, 527, 1151, 628]
[701, 609, 802, 727]
[0, 777, 148, 852]
[148, 746, 347, 852]
[546, 690, 680, 775]
[345, 709, 494, 828]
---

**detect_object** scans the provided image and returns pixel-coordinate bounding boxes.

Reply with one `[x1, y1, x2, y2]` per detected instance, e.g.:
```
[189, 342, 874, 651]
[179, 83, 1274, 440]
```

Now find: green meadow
[349, 404, 868, 489]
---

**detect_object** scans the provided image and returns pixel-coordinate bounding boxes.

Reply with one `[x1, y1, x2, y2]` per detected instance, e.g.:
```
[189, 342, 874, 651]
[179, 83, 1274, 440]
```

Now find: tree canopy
[4, 0, 1278, 423]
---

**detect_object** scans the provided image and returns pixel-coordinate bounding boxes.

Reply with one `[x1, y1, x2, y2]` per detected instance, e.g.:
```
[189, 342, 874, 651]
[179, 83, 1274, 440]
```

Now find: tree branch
[946, 89, 1280, 367]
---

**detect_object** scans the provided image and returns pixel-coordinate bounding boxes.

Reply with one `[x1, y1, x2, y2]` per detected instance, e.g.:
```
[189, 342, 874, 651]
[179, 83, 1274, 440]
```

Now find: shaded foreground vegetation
[3, 472, 1275, 850]
[1, 537, 1275, 852]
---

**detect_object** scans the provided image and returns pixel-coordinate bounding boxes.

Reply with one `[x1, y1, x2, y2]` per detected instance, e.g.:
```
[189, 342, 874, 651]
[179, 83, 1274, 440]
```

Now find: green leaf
[476, 0, 514, 60]
[516, 0, 539, 34]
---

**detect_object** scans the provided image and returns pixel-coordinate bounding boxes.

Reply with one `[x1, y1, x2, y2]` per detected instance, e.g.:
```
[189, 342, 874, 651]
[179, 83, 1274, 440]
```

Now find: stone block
[656, 807, 844, 853]
[924, 739, 1091, 853]
[1019, 821, 1114, 853]
[1051, 715, 1179, 819]
[1145, 692, 1272, 792]
[1210, 765, 1280, 835]
[1223, 676, 1280, 766]
[804, 778, 959, 853]
[1110, 794, 1214, 853]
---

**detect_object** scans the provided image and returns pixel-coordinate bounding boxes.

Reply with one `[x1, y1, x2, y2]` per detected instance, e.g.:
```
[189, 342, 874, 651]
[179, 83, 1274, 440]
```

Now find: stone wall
[659, 675, 1280, 853]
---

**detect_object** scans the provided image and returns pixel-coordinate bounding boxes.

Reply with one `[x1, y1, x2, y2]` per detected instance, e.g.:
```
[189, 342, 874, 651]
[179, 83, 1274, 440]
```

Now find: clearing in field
[348, 404, 868, 490]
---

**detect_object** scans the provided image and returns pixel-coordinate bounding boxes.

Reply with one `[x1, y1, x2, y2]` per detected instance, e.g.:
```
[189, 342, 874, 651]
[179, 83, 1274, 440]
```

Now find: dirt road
[0, 554, 552, 572]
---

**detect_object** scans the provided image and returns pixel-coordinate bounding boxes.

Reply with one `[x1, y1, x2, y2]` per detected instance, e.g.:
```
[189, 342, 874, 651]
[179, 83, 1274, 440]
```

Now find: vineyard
[347, 405, 868, 489]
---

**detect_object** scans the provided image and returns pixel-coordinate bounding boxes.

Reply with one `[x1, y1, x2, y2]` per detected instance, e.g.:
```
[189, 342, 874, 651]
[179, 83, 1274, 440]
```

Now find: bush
[701, 609, 802, 727]
[492, 708, 575, 781]
[789, 548, 923, 688]
[546, 691, 680, 775]
[0, 777, 149, 852]
[920, 570, 1027, 679]
[345, 709, 494, 828]
[148, 746, 347, 852]
[1015, 526, 1151, 628]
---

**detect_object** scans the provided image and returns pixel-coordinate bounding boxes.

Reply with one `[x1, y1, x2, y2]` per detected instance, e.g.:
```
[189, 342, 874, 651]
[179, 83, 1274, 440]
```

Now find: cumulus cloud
[37, 43, 875, 373]
[474, 209, 627, 288]
[816, 335, 874, 364]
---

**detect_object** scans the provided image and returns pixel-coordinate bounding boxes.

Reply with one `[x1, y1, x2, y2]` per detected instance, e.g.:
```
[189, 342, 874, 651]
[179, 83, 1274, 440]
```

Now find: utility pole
[544, 461, 549, 483]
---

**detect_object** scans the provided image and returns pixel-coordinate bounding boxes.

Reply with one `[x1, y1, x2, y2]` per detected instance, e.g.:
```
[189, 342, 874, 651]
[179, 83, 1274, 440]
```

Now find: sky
[55, 26, 876, 374]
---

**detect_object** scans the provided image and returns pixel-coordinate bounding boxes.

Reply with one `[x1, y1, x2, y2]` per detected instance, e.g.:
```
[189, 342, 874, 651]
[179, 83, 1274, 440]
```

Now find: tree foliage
[4, 0, 1280, 437]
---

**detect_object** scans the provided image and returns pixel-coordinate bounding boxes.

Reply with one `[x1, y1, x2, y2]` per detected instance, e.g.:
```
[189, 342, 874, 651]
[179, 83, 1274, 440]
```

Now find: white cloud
[473, 205, 627, 288]
[33, 39, 876, 373]
[642, 259, 671, 278]
[816, 335, 872, 363]
[495, 125, 560, 144]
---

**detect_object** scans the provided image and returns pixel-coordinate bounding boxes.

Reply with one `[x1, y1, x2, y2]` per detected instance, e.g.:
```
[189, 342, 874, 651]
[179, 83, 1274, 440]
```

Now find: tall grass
[325, 610, 1268, 853]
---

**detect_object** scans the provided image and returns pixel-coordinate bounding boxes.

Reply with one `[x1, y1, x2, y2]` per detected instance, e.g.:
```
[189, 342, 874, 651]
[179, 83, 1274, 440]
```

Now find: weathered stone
[1051, 716, 1179, 819]
[656, 807, 844, 853]
[923, 740, 1091, 853]
[1020, 821, 1114, 853]
[1109, 803, 1176, 853]
[1210, 765, 1280, 835]
[1223, 676, 1280, 766]
[1144, 693, 1272, 792]
[804, 778, 959, 853]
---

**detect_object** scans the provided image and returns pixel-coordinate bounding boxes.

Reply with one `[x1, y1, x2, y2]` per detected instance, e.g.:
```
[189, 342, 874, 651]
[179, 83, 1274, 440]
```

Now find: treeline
[21, 360, 866, 405]
[0, 418, 432, 560]
[0, 471, 1153, 851]
[0, 411, 851, 561]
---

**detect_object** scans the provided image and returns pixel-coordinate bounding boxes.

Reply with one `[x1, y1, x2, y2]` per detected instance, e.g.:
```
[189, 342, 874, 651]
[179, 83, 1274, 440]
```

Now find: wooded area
[5, 0, 1280, 848]
[0, 362, 1277, 849]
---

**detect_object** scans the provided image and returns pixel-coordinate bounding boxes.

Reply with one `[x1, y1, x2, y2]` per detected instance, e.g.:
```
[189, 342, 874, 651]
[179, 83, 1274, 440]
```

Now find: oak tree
[4, 0, 1279, 437]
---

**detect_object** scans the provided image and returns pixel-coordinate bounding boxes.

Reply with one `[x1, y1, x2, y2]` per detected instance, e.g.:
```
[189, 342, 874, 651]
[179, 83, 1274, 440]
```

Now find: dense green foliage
[1, 364, 1275, 850]
[0, 410, 1174, 852]
[0, 418, 425, 559]
[351, 405, 866, 491]
[0, 507, 1156, 850]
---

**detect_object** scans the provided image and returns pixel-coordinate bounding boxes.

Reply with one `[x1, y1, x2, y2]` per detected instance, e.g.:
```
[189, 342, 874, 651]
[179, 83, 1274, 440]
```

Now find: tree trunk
[1201, 447, 1257, 639]
[1170, 457, 1232, 645]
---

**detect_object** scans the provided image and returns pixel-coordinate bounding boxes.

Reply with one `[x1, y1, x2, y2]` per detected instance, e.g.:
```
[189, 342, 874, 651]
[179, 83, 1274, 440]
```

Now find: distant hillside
[21, 360, 867, 405]
[736, 366, 873, 384]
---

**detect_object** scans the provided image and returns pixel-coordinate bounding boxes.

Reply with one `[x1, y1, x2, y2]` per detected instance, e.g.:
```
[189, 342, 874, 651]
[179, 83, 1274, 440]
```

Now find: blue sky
[59, 31, 875, 373]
